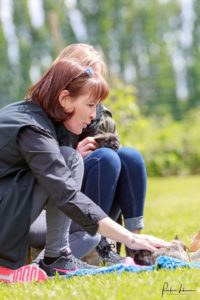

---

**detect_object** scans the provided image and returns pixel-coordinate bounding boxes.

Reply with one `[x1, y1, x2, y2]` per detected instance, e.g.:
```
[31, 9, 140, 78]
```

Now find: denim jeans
[81, 147, 147, 231]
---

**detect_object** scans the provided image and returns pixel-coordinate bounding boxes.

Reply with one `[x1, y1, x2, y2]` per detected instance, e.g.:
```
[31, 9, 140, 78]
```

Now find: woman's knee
[91, 148, 121, 172]
[118, 147, 146, 168]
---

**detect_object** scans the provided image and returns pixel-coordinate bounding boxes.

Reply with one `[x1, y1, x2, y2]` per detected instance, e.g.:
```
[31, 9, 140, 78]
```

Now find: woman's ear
[59, 90, 74, 112]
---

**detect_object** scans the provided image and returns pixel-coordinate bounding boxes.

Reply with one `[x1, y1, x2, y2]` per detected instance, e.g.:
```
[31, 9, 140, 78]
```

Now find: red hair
[25, 59, 109, 122]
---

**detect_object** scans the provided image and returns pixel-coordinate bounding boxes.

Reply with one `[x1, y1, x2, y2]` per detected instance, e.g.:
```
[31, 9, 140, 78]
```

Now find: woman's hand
[98, 217, 171, 252]
[126, 233, 172, 251]
[76, 137, 97, 157]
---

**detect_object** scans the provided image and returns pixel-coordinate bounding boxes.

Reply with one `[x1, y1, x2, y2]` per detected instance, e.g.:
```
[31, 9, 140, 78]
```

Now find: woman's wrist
[124, 232, 137, 249]
[98, 217, 132, 245]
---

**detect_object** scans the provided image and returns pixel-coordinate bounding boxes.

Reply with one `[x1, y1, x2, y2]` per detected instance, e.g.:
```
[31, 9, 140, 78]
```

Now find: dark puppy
[94, 132, 120, 151]
[126, 236, 190, 266]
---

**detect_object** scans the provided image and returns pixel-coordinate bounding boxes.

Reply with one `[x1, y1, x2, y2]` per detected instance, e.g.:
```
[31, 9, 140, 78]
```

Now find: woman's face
[63, 94, 98, 135]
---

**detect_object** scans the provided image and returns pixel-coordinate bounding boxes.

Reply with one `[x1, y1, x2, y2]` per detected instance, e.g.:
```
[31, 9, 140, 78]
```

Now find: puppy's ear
[173, 235, 187, 251]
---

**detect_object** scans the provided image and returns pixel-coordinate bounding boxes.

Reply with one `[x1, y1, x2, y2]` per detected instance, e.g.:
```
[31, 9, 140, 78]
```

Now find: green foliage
[0, 0, 200, 118]
[142, 112, 200, 176]
[106, 80, 140, 143]
[106, 83, 200, 176]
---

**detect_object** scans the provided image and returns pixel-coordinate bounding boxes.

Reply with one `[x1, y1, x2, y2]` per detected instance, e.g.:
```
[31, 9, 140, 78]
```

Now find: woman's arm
[17, 126, 107, 235]
[98, 217, 171, 251]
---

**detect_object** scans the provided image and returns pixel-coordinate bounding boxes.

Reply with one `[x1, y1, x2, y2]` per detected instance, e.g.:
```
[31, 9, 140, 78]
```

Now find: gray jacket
[0, 100, 106, 268]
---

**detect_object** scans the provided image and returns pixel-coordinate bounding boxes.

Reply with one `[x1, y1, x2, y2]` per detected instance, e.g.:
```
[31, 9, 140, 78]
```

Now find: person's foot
[39, 253, 97, 277]
[96, 237, 125, 266]
[0, 264, 47, 283]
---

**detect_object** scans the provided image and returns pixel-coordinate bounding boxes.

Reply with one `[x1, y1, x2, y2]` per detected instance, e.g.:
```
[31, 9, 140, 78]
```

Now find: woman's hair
[25, 59, 109, 122]
[54, 43, 107, 77]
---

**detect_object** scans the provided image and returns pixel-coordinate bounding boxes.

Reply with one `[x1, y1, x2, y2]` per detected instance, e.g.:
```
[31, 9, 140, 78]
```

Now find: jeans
[81, 147, 147, 231]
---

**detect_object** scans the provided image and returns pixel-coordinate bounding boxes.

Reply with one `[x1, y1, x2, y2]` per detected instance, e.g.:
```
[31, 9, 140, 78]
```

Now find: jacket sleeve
[17, 126, 107, 235]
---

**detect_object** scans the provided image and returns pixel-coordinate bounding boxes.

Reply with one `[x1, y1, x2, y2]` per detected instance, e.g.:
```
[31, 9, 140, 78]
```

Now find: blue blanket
[64, 256, 200, 278]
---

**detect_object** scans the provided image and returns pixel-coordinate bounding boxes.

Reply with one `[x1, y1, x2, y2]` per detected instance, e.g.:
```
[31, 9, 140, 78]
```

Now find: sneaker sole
[0, 265, 47, 283]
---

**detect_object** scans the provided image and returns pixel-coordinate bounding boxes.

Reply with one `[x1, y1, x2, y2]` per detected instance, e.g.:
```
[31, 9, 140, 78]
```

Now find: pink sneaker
[0, 264, 47, 283]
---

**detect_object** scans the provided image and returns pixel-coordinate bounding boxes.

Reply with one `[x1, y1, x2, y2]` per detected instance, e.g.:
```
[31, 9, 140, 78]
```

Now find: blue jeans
[82, 147, 147, 231]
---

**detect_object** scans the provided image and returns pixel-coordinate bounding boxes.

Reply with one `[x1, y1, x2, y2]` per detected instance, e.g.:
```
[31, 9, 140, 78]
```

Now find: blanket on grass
[64, 256, 200, 278]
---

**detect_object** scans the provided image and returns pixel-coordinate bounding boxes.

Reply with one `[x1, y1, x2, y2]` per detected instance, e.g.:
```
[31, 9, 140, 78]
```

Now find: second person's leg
[116, 147, 147, 233]
[82, 148, 121, 214]
[81, 147, 125, 265]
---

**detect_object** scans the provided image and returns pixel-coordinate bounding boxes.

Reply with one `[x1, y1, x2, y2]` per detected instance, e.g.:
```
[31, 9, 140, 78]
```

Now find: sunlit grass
[1, 176, 200, 300]
[144, 175, 200, 244]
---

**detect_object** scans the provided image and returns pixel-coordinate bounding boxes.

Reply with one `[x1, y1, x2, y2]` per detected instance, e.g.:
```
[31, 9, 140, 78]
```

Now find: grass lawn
[1, 175, 200, 300]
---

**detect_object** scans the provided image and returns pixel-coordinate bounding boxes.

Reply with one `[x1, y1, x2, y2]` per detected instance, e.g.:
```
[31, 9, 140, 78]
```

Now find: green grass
[1, 176, 200, 300]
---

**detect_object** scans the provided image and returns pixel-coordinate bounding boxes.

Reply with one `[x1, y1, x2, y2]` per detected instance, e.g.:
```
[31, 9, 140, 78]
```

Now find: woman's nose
[90, 108, 96, 120]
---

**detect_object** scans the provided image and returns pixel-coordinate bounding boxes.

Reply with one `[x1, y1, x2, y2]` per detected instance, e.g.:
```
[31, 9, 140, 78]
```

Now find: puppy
[126, 236, 190, 266]
[94, 132, 120, 151]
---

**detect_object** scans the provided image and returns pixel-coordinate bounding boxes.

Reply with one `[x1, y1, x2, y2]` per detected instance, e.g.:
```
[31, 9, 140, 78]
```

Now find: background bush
[1, 1, 200, 177]
[107, 82, 200, 177]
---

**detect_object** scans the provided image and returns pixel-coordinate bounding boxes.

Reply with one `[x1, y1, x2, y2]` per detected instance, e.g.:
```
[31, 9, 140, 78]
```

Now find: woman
[0, 59, 109, 279]
[27, 44, 167, 270]
[0, 58, 170, 283]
